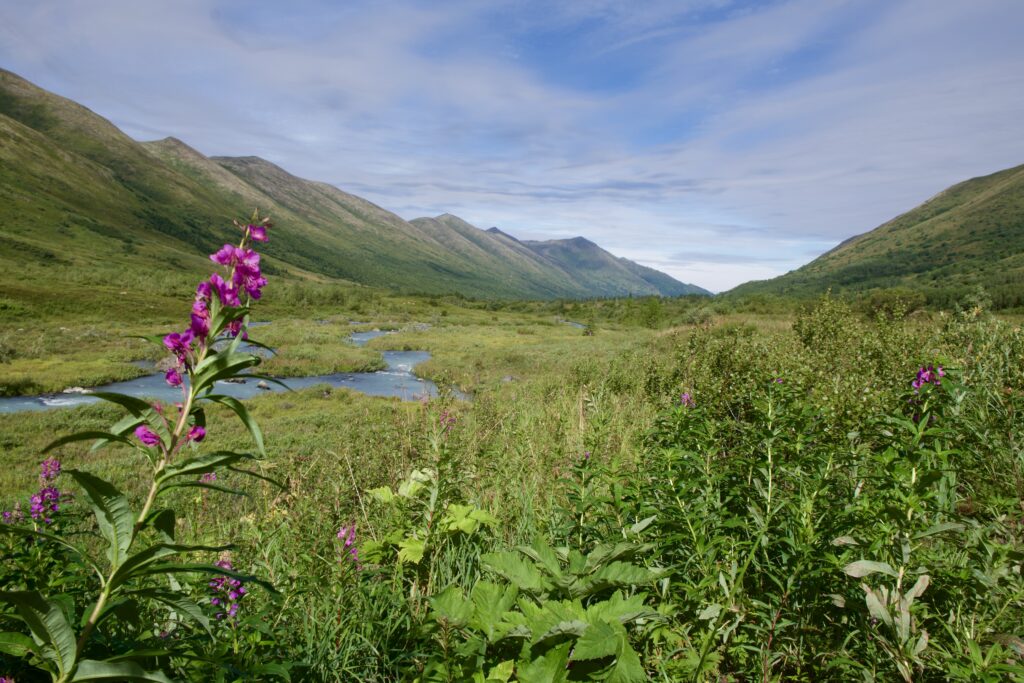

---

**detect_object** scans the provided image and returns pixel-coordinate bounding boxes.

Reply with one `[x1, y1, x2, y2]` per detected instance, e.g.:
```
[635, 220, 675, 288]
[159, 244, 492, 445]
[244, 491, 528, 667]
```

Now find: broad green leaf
[368, 486, 394, 503]
[831, 536, 859, 547]
[71, 659, 173, 682]
[843, 560, 898, 579]
[517, 641, 571, 683]
[485, 660, 515, 682]
[698, 603, 722, 621]
[913, 631, 929, 657]
[92, 414, 145, 451]
[481, 551, 550, 596]
[572, 619, 620, 660]
[191, 351, 261, 395]
[66, 470, 135, 568]
[0, 630, 36, 657]
[0, 591, 77, 676]
[533, 619, 588, 648]
[520, 539, 564, 579]
[607, 640, 646, 683]
[431, 586, 473, 627]
[471, 581, 518, 640]
[135, 563, 276, 592]
[397, 537, 426, 565]
[904, 574, 930, 603]
[200, 395, 265, 456]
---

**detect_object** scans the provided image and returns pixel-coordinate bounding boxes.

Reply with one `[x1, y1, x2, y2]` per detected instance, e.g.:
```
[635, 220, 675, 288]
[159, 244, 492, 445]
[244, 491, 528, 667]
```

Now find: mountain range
[0, 68, 708, 302]
[728, 163, 1024, 308]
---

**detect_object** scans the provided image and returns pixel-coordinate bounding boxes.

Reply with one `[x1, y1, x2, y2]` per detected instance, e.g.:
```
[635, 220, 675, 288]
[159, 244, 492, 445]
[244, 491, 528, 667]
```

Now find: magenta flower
[912, 365, 945, 392]
[165, 368, 183, 387]
[135, 425, 161, 447]
[208, 272, 241, 307]
[40, 458, 61, 482]
[439, 409, 457, 434]
[163, 330, 195, 365]
[200, 472, 217, 483]
[2, 503, 24, 524]
[249, 224, 268, 242]
[187, 425, 206, 443]
[30, 486, 62, 524]
[209, 559, 246, 619]
[336, 525, 362, 569]
[680, 392, 695, 408]
[210, 244, 239, 267]
[227, 319, 248, 339]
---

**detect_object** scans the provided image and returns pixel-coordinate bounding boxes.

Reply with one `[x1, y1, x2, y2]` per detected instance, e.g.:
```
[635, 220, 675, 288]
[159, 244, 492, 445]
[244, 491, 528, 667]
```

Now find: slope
[728, 164, 1024, 308]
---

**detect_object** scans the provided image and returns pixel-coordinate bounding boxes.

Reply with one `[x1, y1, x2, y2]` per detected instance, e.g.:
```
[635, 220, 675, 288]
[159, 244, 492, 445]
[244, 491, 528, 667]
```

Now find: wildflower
[165, 368, 183, 387]
[200, 472, 217, 483]
[336, 525, 361, 569]
[773, 377, 784, 384]
[30, 487, 62, 524]
[680, 392, 695, 408]
[135, 425, 161, 447]
[208, 272, 240, 307]
[912, 365, 945, 392]
[2, 503, 24, 524]
[39, 458, 61, 482]
[439, 409, 457, 434]
[226, 319, 247, 339]
[163, 330, 195, 366]
[187, 425, 206, 443]
[209, 559, 246, 620]
[249, 224, 268, 242]
[210, 244, 240, 267]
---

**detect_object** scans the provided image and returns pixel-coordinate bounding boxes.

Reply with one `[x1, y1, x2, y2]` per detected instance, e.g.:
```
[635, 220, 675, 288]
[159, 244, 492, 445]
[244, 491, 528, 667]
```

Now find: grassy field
[1, 280, 1023, 681]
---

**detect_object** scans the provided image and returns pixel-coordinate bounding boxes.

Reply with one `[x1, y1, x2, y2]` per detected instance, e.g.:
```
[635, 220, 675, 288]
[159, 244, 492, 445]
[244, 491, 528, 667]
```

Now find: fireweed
[0, 212, 280, 683]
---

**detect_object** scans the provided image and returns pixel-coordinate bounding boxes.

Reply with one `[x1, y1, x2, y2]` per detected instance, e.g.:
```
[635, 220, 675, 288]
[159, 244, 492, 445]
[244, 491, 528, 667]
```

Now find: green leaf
[698, 603, 723, 621]
[520, 539, 564, 579]
[843, 560, 898, 579]
[159, 451, 255, 483]
[108, 543, 231, 592]
[607, 640, 646, 683]
[518, 641, 571, 683]
[92, 414, 145, 452]
[66, 470, 135, 568]
[368, 486, 394, 503]
[862, 586, 892, 627]
[43, 431, 134, 453]
[191, 351, 261, 395]
[912, 522, 965, 540]
[470, 581, 518, 641]
[481, 551, 550, 596]
[128, 589, 210, 634]
[397, 537, 426, 565]
[0, 630, 37, 657]
[0, 591, 77, 676]
[0, 524, 102, 578]
[71, 659, 173, 682]
[573, 620, 620, 660]
[200, 395, 266, 456]
[431, 586, 473, 627]
[485, 660, 515, 683]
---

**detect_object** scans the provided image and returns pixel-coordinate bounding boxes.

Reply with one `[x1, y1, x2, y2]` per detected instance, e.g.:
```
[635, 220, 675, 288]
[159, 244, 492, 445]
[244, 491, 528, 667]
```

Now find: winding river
[0, 328, 443, 413]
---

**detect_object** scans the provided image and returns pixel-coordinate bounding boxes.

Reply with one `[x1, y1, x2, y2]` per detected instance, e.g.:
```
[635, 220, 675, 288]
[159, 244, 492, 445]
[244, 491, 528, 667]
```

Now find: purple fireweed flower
[165, 368, 183, 387]
[210, 244, 238, 267]
[200, 472, 217, 483]
[912, 365, 945, 392]
[0, 675, 15, 682]
[209, 272, 240, 307]
[249, 224, 268, 242]
[209, 559, 246, 620]
[39, 458, 61, 482]
[135, 425, 161, 447]
[226, 319, 248, 339]
[163, 330, 195, 366]
[439, 409, 457, 434]
[2, 503, 24, 524]
[336, 525, 362, 569]
[30, 486, 62, 524]
[680, 392, 695, 408]
[187, 425, 206, 443]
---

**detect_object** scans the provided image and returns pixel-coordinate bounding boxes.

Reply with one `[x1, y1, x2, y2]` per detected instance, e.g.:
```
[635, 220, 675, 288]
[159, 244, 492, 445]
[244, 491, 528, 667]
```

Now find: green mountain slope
[0, 68, 703, 303]
[728, 164, 1024, 307]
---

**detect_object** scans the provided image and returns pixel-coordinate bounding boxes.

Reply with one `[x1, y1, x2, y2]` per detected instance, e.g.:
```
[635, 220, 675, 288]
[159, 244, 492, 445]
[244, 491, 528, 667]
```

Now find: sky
[2, 0, 1023, 292]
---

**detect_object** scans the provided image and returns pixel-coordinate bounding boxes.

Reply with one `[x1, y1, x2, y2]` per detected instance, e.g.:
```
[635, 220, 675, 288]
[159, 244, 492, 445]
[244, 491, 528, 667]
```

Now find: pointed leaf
[843, 560, 898, 579]
[200, 395, 265, 456]
[0, 630, 37, 657]
[44, 431, 134, 453]
[66, 470, 135, 568]
[71, 659, 173, 682]
[862, 586, 892, 626]
[0, 591, 77, 675]
[572, 620, 620, 660]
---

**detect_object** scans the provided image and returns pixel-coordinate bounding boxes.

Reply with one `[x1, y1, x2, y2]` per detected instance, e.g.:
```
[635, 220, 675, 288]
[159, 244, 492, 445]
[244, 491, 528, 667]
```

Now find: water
[0, 331, 441, 413]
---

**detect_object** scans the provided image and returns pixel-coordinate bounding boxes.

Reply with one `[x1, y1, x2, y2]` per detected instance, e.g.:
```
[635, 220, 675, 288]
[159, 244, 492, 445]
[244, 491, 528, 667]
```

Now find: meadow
[1, 267, 1022, 681]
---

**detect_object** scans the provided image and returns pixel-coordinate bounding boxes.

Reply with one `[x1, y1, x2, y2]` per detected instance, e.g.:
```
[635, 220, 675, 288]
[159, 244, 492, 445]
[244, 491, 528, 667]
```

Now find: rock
[154, 356, 178, 372]
[222, 377, 246, 384]
[257, 380, 271, 391]
[501, 375, 517, 383]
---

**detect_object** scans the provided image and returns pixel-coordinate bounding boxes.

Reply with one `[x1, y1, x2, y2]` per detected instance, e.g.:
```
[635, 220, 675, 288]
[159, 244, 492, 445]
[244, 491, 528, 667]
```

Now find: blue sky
[2, 0, 1023, 291]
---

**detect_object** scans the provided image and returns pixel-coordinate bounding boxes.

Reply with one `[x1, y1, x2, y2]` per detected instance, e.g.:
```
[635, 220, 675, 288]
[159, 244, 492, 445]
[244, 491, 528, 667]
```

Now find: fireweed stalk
[0, 211, 277, 683]
[78, 218, 269, 651]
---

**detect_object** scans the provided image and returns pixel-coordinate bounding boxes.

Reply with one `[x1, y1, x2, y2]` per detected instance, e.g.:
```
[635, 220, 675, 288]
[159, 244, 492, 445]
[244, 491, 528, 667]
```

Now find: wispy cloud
[1, 0, 1022, 291]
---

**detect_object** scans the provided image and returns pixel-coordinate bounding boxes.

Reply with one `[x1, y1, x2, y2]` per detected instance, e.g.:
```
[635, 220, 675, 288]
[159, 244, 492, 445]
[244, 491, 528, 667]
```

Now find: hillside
[0, 68, 704, 306]
[728, 164, 1024, 307]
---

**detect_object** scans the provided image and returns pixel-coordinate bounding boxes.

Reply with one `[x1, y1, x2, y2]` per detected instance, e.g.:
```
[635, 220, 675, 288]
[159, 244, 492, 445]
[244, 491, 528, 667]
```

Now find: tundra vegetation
[0, 221, 1022, 681]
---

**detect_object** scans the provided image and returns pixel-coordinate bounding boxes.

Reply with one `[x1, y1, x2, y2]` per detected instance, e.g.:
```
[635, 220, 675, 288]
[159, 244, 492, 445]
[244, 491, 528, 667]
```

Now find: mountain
[0, 68, 704, 304]
[728, 164, 1024, 308]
